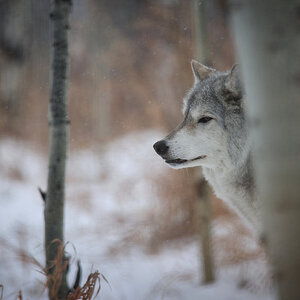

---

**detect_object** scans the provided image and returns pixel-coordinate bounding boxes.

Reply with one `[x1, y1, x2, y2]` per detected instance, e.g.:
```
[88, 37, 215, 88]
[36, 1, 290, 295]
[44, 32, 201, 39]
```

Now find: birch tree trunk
[45, 0, 72, 299]
[230, 1, 300, 299]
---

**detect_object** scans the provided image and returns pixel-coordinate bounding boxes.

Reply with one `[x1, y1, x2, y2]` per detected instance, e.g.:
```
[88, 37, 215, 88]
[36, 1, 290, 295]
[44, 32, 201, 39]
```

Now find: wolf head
[153, 60, 248, 170]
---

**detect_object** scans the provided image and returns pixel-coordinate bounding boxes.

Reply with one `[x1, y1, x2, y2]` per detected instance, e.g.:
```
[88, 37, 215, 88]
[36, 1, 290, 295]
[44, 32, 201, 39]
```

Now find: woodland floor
[0, 131, 274, 300]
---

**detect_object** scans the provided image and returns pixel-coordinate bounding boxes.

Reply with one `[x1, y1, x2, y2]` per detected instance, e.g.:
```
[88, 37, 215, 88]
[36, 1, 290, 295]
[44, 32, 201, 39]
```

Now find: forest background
[0, 1, 272, 299]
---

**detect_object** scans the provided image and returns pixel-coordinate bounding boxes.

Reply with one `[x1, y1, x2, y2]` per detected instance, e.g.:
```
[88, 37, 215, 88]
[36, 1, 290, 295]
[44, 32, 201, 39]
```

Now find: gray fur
[153, 61, 260, 235]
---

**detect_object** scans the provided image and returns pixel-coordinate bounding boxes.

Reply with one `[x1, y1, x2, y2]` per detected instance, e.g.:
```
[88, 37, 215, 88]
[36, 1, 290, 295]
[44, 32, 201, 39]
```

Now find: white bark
[45, 0, 72, 299]
[231, 1, 300, 299]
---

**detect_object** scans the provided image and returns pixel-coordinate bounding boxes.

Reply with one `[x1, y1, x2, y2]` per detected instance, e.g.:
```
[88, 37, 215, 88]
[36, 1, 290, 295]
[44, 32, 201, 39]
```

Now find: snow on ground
[0, 131, 274, 299]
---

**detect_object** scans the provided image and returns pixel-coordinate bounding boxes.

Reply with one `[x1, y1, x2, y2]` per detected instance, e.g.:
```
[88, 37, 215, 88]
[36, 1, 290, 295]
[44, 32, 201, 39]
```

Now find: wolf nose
[153, 140, 169, 156]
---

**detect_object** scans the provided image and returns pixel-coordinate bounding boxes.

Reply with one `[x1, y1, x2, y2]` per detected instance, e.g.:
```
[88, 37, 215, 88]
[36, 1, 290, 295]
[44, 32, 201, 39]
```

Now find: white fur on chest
[202, 166, 260, 234]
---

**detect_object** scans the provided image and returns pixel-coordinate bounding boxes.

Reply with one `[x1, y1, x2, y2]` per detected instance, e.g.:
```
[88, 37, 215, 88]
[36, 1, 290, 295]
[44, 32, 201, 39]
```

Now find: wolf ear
[191, 60, 216, 83]
[224, 64, 242, 98]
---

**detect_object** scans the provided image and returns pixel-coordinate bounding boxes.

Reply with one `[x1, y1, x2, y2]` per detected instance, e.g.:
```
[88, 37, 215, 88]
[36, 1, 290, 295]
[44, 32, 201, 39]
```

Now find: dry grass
[145, 168, 199, 252]
[90, 163, 264, 269]
[0, 237, 110, 300]
[45, 240, 110, 300]
[46, 239, 70, 300]
[67, 271, 110, 300]
[0, 237, 44, 272]
[0, 237, 45, 299]
[16, 290, 23, 300]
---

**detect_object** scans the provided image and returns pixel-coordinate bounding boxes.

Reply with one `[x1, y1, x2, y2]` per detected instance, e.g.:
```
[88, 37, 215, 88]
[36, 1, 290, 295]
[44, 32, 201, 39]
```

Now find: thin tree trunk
[193, 0, 215, 284]
[45, 0, 72, 299]
[230, 1, 300, 299]
[196, 176, 215, 283]
[193, 0, 209, 66]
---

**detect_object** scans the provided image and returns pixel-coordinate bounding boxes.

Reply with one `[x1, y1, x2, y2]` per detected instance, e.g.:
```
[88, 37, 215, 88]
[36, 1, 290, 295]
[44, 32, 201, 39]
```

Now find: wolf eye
[198, 116, 213, 124]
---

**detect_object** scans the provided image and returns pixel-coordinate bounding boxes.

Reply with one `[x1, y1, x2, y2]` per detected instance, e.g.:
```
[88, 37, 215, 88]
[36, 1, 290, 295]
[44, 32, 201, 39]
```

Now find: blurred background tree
[0, 0, 234, 146]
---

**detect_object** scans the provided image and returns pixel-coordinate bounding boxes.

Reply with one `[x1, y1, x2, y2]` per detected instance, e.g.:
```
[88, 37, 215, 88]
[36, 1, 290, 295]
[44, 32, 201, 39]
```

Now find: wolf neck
[202, 154, 260, 235]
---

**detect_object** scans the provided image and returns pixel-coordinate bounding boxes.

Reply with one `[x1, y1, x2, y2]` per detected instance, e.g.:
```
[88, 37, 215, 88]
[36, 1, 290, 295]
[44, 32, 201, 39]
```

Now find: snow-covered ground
[0, 131, 274, 299]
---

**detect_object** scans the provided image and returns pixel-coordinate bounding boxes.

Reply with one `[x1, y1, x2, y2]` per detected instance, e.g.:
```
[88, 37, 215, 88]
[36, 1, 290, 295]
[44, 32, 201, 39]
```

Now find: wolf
[153, 60, 260, 235]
